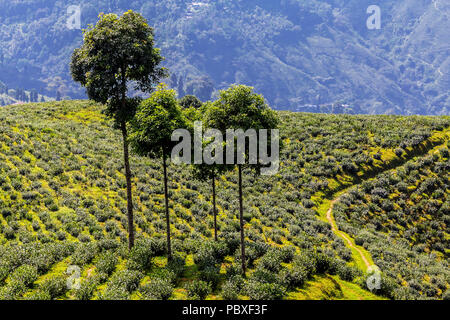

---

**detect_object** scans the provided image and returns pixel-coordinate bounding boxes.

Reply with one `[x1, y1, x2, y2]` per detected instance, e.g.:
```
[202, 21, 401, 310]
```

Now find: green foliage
[258, 249, 284, 273]
[221, 275, 244, 300]
[244, 280, 285, 300]
[443, 290, 450, 300]
[100, 270, 144, 300]
[180, 95, 202, 109]
[95, 251, 118, 276]
[130, 84, 188, 158]
[126, 239, 155, 271]
[185, 280, 211, 300]
[71, 243, 98, 266]
[40, 276, 67, 299]
[70, 10, 166, 109]
[0, 100, 448, 300]
[206, 84, 279, 137]
[334, 146, 450, 299]
[139, 278, 174, 300]
[75, 276, 100, 300]
[9, 265, 38, 288]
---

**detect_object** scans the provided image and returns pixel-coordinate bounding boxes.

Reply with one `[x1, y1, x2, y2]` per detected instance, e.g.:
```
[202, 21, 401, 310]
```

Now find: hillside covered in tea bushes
[0, 101, 448, 300]
[333, 144, 450, 299]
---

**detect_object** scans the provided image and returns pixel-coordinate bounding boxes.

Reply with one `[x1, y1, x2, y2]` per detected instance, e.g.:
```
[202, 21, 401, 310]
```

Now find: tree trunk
[238, 164, 246, 275]
[212, 174, 218, 241]
[163, 151, 172, 261]
[121, 122, 134, 250]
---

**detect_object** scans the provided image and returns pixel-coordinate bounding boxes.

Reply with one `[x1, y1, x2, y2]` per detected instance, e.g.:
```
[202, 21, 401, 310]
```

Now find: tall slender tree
[70, 11, 166, 250]
[129, 84, 188, 260]
[192, 163, 226, 242]
[181, 99, 222, 241]
[205, 85, 280, 274]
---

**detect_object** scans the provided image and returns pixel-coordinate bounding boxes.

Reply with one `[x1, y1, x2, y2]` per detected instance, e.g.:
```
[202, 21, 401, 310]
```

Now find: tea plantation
[0, 100, 448, 300]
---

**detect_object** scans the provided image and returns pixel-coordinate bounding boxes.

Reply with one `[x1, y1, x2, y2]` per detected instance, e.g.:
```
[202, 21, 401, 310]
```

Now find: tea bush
[139, 278, 174, 300]
[185, 280, 211, 300]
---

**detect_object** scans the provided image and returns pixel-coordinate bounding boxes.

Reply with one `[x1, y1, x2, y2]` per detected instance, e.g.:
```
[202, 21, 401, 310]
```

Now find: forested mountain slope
[0, 101, 448, 300]
[0, 0, 449, 114]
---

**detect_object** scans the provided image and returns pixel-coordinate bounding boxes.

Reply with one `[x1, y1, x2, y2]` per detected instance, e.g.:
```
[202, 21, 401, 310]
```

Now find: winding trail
[326, 198, 371, 268]
[322, 129, 449, 271]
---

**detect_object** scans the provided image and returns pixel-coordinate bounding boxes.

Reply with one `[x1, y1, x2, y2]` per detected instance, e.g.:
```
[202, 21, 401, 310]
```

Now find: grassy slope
[314, 129, 449, 272]
[330, 141, 450, 299]
[0, 101, 449, 300]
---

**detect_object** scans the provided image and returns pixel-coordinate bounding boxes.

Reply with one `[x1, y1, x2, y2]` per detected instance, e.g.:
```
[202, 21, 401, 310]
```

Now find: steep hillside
[0, 101, 448, 300]
[333, 144, 450, 299]
[0, 0, 448, 114]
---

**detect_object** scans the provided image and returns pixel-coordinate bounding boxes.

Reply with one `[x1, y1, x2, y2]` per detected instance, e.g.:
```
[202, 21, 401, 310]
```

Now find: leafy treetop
[205, 85, 279, 132]
[129, 83, 188, 158]
[70, 10, 167, 125]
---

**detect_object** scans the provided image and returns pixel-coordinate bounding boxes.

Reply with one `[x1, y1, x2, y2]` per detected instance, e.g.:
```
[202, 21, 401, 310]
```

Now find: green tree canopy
[180, 95, 203, 109]
[70, 10, 167, 124]
[206, 84, 279, 132]
[129, 84, 188, 158]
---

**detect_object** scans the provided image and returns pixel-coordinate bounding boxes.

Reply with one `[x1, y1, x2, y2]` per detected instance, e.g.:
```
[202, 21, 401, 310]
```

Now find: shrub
[79, 234, 92, 243]
[394, 148, 405, 157]
[194, 241, 228, 270]
[198, 267, 221, 290]
[277, 266, 308, 290]
[97, 239, 120, 252]
[95, 251, 118, 276]
[185, 280, 211, 300]
[225, 264, 243, 279]
[442, 290, 450, 300]
[100, 284, 129, 300]
[279, 246, 296, 263]
[315, 252, 334, 274]
[71, 243, 98, 266]
[40, 276, 67, 299]
[336, 263, 359, 282]
[24, 290, 52, 300]
[244, 280, 285, 300]
[292, 252, 316, 278]
[221, 279, 241, 300]
[126, 240, 155, 271]
[251, 267, 277, 284]
[194, 249, 217, 271]
[108, 270, 143, 293]
[342, 161, 358, 174]
[167, 254, 186, 279]
[10, 265, 38, 288]
[139, 278, 174, 300]
[258, 249, 283, 273]
[75, 277, 100, 300]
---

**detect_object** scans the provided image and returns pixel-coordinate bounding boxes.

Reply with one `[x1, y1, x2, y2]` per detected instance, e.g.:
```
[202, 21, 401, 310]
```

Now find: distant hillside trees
[30, 90, 39, 102]
[14, 88, 28, 102]
[70, 10, 167, 250]
[185, 77, 214, 102]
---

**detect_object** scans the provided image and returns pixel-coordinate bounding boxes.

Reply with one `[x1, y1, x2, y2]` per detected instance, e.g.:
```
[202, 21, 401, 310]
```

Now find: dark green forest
[0, 0, 449, 114]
